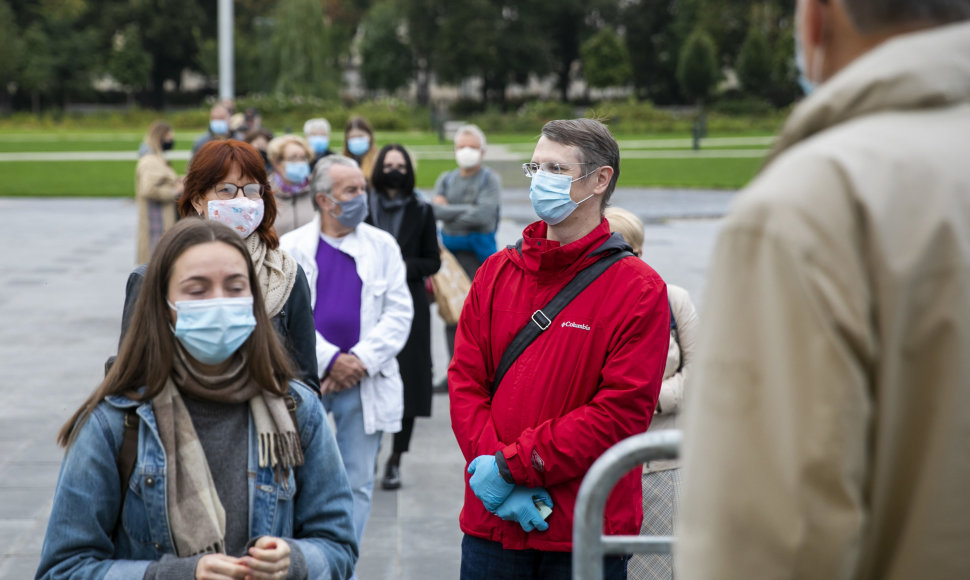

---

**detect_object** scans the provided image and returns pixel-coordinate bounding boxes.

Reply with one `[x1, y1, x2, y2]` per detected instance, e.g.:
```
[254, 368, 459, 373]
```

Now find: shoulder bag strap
[489, 250, 633, 400]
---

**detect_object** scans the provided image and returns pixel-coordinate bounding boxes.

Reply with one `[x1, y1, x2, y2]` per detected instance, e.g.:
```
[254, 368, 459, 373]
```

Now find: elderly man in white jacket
[281, 155, 413, 549]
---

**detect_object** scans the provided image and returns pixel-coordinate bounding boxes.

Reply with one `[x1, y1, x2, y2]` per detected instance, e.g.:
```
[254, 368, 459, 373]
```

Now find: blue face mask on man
[529, 170, 596, 226]
[328, 193, 369, 229]
[794, 33, 817, 95]
[308, 136, 330, 155]
[210, 119, 229, 136]
[284, 161, 311, 184]
[169, 296, 256, 365]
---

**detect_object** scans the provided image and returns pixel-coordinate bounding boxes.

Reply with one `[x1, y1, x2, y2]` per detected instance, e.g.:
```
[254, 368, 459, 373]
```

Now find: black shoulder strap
[117, 409, 139, 504]
[490, 250, 633, 399]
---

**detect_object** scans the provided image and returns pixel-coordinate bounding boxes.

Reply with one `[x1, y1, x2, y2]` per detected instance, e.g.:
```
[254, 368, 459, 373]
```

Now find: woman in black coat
[366, 144, 441, 490]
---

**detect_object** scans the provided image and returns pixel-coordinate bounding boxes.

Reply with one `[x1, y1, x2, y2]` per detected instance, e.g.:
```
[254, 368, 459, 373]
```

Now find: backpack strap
[117, 409, 139, 506]
[489, 250, 634, 400]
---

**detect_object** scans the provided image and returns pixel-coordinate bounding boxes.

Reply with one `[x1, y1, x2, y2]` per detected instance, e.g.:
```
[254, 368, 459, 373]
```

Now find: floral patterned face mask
[207, 197, 265, 238]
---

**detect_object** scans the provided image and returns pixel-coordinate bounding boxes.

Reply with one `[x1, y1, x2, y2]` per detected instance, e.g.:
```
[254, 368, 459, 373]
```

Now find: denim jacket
[36, 381, 357, 579]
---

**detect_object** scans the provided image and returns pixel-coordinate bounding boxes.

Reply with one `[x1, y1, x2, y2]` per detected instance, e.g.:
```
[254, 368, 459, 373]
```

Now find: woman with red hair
[118, 140, 319, 390]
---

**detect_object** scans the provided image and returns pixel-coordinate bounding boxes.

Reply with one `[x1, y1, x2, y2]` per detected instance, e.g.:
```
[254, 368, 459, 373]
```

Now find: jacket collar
[766, 21, 970, 166]
[508, 218, 626, 278]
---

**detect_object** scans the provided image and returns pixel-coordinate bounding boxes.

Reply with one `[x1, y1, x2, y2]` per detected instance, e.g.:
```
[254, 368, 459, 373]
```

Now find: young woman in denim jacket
[36, 219, 357, 579]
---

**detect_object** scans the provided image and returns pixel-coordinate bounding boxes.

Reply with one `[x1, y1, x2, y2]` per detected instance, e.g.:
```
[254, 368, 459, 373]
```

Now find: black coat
[366, 191, 441, 417]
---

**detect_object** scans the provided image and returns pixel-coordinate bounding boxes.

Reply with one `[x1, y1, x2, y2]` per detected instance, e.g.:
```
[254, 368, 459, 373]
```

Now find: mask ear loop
[571, 166, 604, 206]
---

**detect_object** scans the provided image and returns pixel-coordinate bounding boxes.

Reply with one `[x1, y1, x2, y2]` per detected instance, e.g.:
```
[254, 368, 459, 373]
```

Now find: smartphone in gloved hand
[534, 499, 552, 520]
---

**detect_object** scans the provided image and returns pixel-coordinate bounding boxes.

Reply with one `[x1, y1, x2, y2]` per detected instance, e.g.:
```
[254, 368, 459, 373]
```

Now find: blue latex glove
[467, 455, 515, 513]
[495, 486, 554, 532]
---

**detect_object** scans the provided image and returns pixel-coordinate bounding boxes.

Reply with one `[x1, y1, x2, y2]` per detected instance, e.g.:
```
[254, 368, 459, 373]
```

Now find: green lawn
[0, 127, 770, 195]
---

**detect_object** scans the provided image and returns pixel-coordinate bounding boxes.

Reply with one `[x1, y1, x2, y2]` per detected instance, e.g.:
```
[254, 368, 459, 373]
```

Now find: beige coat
[678, 22, 970, 580]
[135, 153, 179, 263]
[645, 284, 698, 473]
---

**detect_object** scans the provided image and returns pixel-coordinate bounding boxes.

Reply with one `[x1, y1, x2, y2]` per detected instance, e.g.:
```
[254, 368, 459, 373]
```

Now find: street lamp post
[218, 0, 234, 101]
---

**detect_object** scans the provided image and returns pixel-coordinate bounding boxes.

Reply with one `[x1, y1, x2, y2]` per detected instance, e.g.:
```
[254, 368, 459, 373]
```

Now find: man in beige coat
[677, 1, 970, 579]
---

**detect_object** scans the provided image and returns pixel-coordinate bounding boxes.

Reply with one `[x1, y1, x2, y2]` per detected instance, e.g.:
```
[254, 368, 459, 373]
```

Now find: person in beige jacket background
[606, 207, 698, 580]
[677, 1, 970, 579]
[135, 121, 183, 264]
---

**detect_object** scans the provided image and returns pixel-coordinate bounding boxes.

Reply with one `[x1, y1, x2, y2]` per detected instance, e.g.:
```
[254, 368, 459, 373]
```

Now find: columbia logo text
[561, 321, 590, 331]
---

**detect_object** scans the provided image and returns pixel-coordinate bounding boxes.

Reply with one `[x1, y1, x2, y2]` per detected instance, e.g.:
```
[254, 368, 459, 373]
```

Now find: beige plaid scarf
[246, 234, 297, 318]
[153, 347, 304, 556]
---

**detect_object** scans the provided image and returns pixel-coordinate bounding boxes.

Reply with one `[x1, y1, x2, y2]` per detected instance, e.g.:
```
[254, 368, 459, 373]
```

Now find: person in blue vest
[430, 124, 501, 393]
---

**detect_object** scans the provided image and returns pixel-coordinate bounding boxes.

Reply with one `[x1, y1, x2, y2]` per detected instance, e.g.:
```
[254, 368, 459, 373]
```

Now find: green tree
[271, 0, 339, 98]
[19, 24, 56, 113]
[769, 25, 800, 106]
[400, 0, 447, 106]
[677, 28, 719, 104]
[736, 23, 772, 98]
[359, 0, 413, 94]
[0, 0, 23, 110]
[108, 24, 152, 105]
[433, 0, 551, 107]
[580, 27, 633, 90]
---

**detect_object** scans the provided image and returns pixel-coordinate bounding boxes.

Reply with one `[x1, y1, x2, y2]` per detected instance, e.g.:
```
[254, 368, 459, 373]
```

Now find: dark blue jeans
[460, 534, 628, 580]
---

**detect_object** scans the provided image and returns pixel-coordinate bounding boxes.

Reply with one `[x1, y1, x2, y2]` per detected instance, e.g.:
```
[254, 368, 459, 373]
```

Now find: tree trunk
[150, 63, 166, 110]
[416, 60, 431, 107]
[558, 64, 570, 102]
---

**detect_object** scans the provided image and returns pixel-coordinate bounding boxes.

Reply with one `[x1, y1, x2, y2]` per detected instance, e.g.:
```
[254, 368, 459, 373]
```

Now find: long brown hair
[58, 219, 295, 447]
[179, 139, 280, 249]
[145, 121, 173, 156]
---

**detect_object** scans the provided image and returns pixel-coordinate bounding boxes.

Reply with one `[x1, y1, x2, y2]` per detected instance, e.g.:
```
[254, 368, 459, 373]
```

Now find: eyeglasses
[522, 162, 593, 178]
[213, 182, 264, 200]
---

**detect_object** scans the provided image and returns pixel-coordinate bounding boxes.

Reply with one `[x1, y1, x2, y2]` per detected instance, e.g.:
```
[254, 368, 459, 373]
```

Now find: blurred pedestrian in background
[267, 135, 314, 235]
[191, 103, 232, 157]
[431, 124, 501, 393]
[605, 207, 698, 580]
[37, 219, 357, 579]
[135, 120, 183, 264]
[366, 144, 442, 491]
[343, 116, 377, 187]
[119, 140, 320, 392]
[281, 155, 413, 554]
[305, 117, 334, 169]
[244, 126, 275, 175]
[678, 1, 970, 578]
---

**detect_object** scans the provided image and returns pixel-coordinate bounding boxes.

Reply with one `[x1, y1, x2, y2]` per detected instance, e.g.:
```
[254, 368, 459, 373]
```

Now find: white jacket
[281, 215, 414, 434]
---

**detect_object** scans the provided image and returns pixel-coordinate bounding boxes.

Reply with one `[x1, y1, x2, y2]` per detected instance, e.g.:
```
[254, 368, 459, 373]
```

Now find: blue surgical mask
[284, 161, 311, 184]
[794, 31, 816, 95]
[308, 135, 330, 155]
[347, 136, 370, 157]
[210, 119, 229, 136]
[328, 193, 369, 229]
[169, 296, 256, 365]
[529, 170, 595, 225]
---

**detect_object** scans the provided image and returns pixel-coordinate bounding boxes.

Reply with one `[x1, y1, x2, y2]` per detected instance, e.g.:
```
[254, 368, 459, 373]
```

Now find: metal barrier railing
[572, 429, 682, 580]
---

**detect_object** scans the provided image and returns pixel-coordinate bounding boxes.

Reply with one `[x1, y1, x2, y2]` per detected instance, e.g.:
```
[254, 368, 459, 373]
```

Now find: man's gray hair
[541, 118, 620, 210]
[303, 117, 331, 136]
[309, 155, 359, 211]
[453, 124, 487, 150]
[843, 0, 970, 32]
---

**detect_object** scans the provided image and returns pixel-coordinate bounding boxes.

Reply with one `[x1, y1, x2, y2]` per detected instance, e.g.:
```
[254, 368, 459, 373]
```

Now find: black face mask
[383, 169, 408, 190]
[161, 139, 175, 151]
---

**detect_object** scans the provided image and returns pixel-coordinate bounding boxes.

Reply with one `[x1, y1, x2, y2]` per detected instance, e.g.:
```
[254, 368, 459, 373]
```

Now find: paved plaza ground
[0, 187, 733, 579]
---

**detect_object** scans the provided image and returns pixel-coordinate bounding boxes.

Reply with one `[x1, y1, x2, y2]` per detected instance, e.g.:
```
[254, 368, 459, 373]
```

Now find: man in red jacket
[449, 118, 670, 579]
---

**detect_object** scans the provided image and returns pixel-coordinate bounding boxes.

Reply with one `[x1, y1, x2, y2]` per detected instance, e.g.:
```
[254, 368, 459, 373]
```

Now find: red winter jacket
[449, 218, 669, 551]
